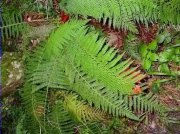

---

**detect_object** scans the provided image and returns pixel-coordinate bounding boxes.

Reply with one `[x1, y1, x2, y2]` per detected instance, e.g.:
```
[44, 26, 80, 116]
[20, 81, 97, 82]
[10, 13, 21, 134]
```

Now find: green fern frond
[64, 59, 139, 120]
[37, 20, 145, 95]
[61, 0, 180, 31]
[63, 25, 145, 95]
[158, 0, 180, 25]
[46, 100, 75, 134]
[44, 20, 88, 58]
[25, 20, 141, 120]
[22, 83, 48, 133]
[25, 43, 70, 93]
[24, 20, 167, 127]
[61, 0, 158, 32]
[28, 56, 69, 93]
[123, 93, 167, 115]
[1, 12, 26, 41]
[58, 91, 108, 122]
[22, 82, 76, 134]
[78, 122, 105, 134]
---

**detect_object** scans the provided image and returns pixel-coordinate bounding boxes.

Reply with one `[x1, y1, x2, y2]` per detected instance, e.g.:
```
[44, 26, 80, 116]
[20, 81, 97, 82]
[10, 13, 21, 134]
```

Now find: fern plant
[21, 19, 167, 133]
[3, 0, 178, 133]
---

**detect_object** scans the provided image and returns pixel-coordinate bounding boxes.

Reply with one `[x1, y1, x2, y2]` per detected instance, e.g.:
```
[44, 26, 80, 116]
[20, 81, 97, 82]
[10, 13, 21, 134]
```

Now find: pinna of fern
[22, 19, 167, 134]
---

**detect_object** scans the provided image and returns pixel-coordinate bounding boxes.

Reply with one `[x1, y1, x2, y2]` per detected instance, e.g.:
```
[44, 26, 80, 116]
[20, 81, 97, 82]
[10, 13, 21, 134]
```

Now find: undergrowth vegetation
[1, 0, 180, 134]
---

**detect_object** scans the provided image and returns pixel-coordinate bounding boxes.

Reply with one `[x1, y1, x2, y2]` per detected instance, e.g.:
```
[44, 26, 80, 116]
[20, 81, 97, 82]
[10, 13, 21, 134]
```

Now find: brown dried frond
[137, 23, 158, 43]
[24, 12, 47, 26]
[52, 0, 60, 15]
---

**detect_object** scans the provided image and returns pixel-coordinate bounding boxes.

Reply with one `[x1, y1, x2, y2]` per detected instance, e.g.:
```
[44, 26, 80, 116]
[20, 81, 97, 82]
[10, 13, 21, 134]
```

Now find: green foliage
[0, 0, 55, 48]
[61, 0, 158, 33]
[158, 0, 180, 25]
[0, 0, 32, 41]
[139, 40, 159, 70]
[61, 0, 179, 33]
[16, 115, 28, 134]
[1, 13, 24, 40]
[3, 1, 179, 133]
[21, 20, 167, 133]
[64, 61, 139, 120]
[46, 100, 76, 134]
[78, 122, 105, 134]
[59, 91, 107, 122]
[63, 30, 144, 95]
[124, 33, 142, 61]
[22, 83, 48, 134]
[158, 46, 180, 75]
[2, 95, 24, 133]
[139, 30, 180, 74]
[1, 11, 27, 41]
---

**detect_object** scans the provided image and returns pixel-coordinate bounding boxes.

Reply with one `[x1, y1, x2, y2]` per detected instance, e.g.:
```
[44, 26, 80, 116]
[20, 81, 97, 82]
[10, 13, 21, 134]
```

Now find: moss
[1, 52, 23, 87]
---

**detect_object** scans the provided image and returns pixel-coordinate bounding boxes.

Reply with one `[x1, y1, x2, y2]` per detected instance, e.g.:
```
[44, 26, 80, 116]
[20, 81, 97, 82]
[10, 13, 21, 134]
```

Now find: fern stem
[0, 21, 26, 29]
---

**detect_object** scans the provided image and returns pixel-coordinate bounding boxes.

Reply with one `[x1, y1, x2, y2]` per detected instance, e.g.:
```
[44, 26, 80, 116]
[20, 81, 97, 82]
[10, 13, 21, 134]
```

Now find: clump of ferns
[60, 0, 179, 48]
[1, 1, 178, 133]
[21, 20, 168, 133]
